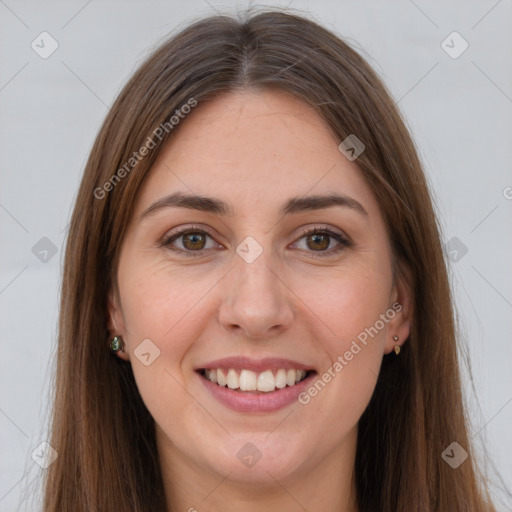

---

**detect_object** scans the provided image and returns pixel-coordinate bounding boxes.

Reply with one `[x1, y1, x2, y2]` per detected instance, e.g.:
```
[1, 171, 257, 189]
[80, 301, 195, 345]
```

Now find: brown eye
[163, 228, 218, 255]
[294, 227, 352, 257]
[305, 232, 330, 251]
[181, 232, 207, 250]
[162, 225, 350, 258]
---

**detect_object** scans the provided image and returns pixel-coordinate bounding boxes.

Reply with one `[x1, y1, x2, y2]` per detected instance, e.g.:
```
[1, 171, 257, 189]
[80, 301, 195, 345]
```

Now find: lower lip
[198, 371, 316, 413]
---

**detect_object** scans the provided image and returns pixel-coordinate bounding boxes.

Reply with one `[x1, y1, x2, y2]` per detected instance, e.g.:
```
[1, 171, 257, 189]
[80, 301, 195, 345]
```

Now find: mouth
[197, 367, 314, 394]
[195, 356, 317, 412]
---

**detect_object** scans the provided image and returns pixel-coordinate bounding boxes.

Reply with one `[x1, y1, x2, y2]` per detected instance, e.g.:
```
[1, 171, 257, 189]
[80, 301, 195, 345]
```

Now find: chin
[202, 432, 309, 484]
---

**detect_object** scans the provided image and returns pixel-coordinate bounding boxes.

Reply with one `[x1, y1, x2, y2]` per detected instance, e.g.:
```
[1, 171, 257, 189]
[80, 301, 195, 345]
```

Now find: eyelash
[161, 224, 352, 259]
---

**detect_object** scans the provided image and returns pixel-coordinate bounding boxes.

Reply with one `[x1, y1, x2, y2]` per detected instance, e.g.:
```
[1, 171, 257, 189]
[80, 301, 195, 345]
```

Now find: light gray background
[1, 1, 511, 510]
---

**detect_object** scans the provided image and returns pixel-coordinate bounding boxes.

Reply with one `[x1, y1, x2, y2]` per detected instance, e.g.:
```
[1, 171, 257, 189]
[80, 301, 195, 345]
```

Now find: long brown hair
[43, 8, 497, 511]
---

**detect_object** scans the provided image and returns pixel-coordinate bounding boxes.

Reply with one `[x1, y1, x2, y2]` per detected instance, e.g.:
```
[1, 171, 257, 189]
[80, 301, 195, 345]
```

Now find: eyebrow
[140, 191, 368, 220]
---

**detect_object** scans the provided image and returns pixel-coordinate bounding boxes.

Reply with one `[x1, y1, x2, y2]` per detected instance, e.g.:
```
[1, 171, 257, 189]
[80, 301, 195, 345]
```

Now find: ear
[384, 263, 413, 355]
[108, 286, 130, 361]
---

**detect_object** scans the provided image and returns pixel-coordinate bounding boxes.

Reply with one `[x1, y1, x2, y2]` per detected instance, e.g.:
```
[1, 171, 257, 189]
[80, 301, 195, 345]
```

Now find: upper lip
[196, 356, 315, 373]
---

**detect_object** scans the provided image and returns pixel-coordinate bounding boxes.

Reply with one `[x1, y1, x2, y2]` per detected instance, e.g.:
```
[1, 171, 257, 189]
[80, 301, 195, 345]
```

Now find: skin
[108, 89, 412, 512]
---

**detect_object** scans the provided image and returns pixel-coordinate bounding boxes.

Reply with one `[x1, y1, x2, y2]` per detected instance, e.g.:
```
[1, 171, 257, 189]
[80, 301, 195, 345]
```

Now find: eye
[292, 226, 352, 257]
[162, 225, 219, 256]
[161, 225, 351, 258]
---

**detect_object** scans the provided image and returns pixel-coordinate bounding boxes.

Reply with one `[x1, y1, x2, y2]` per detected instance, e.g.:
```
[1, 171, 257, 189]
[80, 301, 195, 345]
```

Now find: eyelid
[296, 225, 351, 244]
[162, 223, 213, 242]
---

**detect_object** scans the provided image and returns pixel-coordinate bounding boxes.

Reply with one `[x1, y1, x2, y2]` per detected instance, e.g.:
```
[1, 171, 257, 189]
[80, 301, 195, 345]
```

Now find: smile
[195, 356, 317, 412]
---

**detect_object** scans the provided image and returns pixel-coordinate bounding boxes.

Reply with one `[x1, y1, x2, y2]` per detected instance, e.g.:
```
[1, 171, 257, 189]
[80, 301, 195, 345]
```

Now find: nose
[218, 248, 294, 340]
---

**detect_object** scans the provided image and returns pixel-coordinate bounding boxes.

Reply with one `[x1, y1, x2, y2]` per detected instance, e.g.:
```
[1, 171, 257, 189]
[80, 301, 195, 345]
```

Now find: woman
[43, 8, 498, 511]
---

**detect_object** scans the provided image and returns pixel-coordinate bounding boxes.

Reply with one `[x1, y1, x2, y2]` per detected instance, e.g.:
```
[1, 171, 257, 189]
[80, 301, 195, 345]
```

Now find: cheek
[297, 259, 392, 347]
[119, 259, 219, 350]
[117, 265, 214, 436]
[294, 261, 392, 415]
[115, 257, 234, 411]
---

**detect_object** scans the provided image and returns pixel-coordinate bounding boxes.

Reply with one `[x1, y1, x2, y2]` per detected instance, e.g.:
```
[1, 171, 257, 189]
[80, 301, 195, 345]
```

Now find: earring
[110, 335, 124, 353]
[393, 335, 400, 355]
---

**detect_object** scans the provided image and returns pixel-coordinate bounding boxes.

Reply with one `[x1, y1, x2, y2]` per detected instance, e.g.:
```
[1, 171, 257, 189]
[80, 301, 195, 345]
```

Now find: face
[108, 89, 411, 489]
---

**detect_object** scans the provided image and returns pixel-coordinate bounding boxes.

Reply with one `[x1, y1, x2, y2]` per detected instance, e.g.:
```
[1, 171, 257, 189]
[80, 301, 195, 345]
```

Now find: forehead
[132, 89, 379, 220]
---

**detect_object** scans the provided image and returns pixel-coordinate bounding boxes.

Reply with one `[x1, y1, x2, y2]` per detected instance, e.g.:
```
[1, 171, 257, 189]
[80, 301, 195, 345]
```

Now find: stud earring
[393, 335, 400, 355]
[110, 335, 124, 353]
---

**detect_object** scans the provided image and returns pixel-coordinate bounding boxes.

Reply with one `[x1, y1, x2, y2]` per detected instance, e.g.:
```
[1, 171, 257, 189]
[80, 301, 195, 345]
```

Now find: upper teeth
[205, 368, 308, 392]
